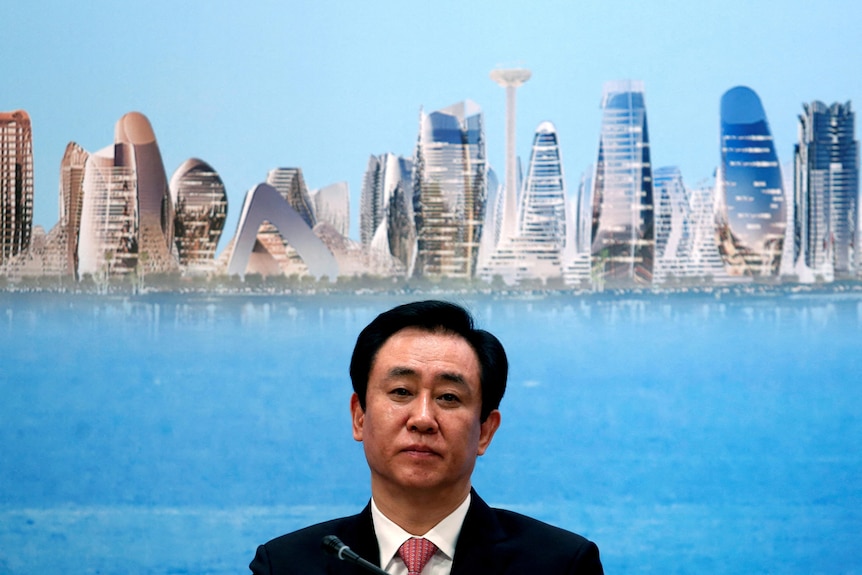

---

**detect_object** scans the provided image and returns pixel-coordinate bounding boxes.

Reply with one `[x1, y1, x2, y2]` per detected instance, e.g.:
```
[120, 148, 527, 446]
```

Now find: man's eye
[439, 393, 460, 403]
[391, 388, 410, 396]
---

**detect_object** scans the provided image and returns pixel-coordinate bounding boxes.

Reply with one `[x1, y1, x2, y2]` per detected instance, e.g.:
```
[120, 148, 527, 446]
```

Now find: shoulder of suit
[489, 506, 593, 546]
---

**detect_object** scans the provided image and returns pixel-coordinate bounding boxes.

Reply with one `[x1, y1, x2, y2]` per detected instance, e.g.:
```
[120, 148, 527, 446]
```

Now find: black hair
[349, 300, 507, 422]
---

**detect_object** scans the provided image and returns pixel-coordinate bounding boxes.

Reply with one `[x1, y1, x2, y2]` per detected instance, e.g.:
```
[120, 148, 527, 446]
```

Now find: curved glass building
[77, 148, 139, 277]
[360, 153, 415, 272]
[170, 158, 228, 272]
[716, 86, 786, 277]
[590, 80, 655, 286]
[78, 112, 178, 278]
[114, 112, 177, 273]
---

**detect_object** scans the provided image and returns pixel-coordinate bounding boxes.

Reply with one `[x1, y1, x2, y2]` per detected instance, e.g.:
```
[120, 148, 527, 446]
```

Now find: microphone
[321, 535, 389, 575]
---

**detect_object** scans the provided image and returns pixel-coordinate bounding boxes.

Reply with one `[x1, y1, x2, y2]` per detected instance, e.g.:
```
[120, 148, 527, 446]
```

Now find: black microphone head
[321, 535, 344, 556]
[321, 535, 386, 574]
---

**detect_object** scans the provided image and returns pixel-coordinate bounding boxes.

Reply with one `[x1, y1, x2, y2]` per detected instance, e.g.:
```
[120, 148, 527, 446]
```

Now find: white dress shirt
[371, 492, 471, 575]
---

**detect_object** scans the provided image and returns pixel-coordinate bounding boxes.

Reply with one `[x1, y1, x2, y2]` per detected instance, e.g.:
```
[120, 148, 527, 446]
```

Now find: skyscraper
[0, 141, 86, 280]
[476, 166, 501, 273]
[55, 142, 89, 277]
[794, 101, 859, 279]
[116, 112, 177, 272]
[689, 184, 732, 282]
[480, 121, 567, 284]
[561, 168, 594, 287]
[77, 146, 139, 277]
[359, 153, 416, 254]
[590, 80, 655, 286]
[170, 158, 228, 272]
[311, 181, 350, 239]
[0, 110, 34, 266]
[360, 155, 384, 247]
[715, 86, 786, 278]
[413, 100, 487, 279]
[518, 122, 568, 247]
[653, 166, 692, 283]
[77, 112, 179, 278]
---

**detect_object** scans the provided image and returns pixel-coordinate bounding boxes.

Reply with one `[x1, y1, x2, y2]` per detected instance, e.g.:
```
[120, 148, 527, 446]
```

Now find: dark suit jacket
[250, 490, 603, 574]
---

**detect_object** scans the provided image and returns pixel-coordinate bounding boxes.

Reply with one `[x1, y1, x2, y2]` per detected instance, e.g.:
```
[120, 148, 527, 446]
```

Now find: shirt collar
[371, 492, 471, 566]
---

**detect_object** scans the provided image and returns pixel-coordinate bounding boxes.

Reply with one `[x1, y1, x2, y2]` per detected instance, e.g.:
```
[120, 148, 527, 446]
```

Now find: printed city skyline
[2, 81, 858, 288]
[2, 1, 860, 288]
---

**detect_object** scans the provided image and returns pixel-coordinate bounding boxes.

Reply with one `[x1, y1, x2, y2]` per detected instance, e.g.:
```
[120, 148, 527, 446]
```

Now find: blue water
[1, 292, 860, 574]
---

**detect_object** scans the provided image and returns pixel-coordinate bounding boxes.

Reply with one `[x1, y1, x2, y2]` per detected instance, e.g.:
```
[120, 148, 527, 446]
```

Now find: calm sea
[1, 291, 860, 574]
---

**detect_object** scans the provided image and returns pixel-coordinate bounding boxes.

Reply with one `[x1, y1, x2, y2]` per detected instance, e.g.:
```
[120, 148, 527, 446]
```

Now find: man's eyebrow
[386, 366, 417, 378]
[385, 367, 469, 386]
[439, 372, 468, 386]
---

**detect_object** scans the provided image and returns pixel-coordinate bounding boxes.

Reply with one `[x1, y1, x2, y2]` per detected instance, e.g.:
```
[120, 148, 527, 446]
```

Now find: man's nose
[407, 393, 438, 433]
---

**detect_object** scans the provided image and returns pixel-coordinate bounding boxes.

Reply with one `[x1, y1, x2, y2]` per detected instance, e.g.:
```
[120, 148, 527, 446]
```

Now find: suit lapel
[328, 502, 381, 575]
[450, 490, 507, 575]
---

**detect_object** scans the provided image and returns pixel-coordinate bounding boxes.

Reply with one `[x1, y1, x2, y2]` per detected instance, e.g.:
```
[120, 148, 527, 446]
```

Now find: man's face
[351, 327, 501, 500]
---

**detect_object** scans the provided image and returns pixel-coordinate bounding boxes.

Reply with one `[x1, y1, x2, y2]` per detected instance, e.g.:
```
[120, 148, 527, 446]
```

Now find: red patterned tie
[397, 537, 438, 575]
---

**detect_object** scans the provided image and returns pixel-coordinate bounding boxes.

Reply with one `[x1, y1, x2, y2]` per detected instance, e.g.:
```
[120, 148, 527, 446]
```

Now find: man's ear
[477, 409, 501, 456]
[350, 393, 364, 442]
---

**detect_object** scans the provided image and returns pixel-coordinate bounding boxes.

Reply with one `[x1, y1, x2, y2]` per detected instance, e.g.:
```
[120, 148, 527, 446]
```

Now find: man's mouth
[402, 444, 438, 457]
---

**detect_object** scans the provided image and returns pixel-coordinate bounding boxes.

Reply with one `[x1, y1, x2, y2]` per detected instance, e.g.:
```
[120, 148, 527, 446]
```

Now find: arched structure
[226, 183, 338, 280]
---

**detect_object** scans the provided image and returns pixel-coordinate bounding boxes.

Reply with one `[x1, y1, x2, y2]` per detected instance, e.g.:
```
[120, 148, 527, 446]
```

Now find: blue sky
[3, 0, 861, 248]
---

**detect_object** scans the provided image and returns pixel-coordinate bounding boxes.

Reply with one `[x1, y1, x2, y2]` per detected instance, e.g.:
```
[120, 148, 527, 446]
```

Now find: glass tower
[413, 100, 487, 279]
[794, 101, 859, 278]
[77, 150, 139, 277]
[479, 121, 567, 284]
[77, 112, 178, 279]
[359, 153, 416, 256]
[114, 112, 177, 274]
[517, 122, 567, 249]
[716, 86, 786, 277]
[590, 80, 655, 286]
[57, 142, 89, 277]
[0, 110, 34, 267]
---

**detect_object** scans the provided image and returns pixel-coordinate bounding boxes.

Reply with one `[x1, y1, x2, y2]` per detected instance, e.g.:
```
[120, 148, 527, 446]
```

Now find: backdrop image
[2, 1, 861, 573]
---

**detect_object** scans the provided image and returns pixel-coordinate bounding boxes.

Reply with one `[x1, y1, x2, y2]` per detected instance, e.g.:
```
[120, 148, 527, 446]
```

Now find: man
[250, 300, 603, 574]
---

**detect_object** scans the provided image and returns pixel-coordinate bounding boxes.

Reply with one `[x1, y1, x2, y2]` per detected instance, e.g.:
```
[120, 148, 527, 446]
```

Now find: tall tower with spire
[490, 67, 531, 244]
